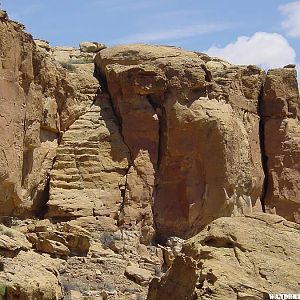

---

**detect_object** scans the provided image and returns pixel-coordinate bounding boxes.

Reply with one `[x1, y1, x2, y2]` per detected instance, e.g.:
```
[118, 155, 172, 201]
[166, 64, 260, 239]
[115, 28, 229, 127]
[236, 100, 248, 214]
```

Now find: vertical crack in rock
[93, 67, 134, 225]
[93, 64, 160, 243]
[21, 149, 33, 187]
[33, 174, 50, 219]
[118, 167, 130, 226]
[103, 93, 133, 222]
[146, 94, 166, 240]
[94, 67, 134, 164]
[201, 63, 213, 97]
[33, 154, 57, 219]
[146, 94, 166, 170]
[258, 84, 267, 213]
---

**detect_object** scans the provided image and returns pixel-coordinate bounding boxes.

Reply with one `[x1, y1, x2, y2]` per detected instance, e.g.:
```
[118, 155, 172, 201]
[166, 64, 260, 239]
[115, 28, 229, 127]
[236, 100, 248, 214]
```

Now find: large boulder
[0, 224, 31, 257]
[79, 41, 106, 53]
[26, 219, 92, 256]
[94, 45, 265, 240]
[0, 250, 63, 299]
[147, 214, 300, 299]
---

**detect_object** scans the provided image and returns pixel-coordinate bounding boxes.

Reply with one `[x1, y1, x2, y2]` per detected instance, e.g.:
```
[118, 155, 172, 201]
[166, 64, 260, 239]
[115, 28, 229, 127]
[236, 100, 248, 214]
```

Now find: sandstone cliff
[0, 10, 98, 219]
[1, 9, 300, 300]
[94, 45, 266, 241]
[262, 68, 300, 222]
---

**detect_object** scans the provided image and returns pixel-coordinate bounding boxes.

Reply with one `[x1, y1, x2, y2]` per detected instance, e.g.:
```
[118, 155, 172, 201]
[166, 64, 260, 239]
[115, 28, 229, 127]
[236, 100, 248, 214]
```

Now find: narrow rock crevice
[145, 94, 169, 244]
[93, 66, 166, 241]
[93, 67, 135, 225]
[118, 168, 130, 226]
[33, 174, 50, 219]
[258, 84, 267, 213]
[200, 63, 213, 98]
[32, 155, 57, 219]
[146, 94, 166, 170]
[21, 148, 33, 187]
[93, 64, 108, 92]
[94, 68, 134, 166]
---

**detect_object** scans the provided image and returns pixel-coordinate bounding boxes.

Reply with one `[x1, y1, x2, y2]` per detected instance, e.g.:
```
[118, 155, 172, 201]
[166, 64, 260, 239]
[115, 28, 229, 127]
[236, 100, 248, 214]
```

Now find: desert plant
[0, 283, 7, 297]
[59, 56, 93, 72]
[60, 62, 76, 72]
[0, 225, 14, 238]
[70, 57, 94, 64]
[3, 230, 14, 237]
[100, 232, 115, 247]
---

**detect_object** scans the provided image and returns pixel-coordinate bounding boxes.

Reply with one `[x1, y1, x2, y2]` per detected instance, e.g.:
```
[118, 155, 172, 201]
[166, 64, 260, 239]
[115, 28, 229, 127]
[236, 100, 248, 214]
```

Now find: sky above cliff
[1, 0, 300, 77]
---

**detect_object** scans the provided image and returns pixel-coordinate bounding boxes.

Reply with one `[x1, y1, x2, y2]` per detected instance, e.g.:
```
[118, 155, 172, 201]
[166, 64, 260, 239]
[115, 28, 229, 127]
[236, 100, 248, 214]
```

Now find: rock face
[147, 214, 300, 300]
[1, 8, 300, 300]
[2, 10, 300, 240]
[0, 223, 63, 299]
[47, 94, 131, 221]
[95, 45, 265, 240]
[262, 68, 300, 223]
[0, 11, 98, 218]
[1, 250, 63, 300]
[0, 11, 49, 216]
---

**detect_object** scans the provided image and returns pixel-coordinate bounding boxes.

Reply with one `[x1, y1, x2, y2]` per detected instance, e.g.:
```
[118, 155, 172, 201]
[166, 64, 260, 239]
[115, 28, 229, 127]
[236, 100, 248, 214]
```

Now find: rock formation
[94, 45, 265, 241]
[1, 9, 300, 300]
[0, 10, 98, 218]
[262, 67, 300, 223]
[147, 214, 300, 299]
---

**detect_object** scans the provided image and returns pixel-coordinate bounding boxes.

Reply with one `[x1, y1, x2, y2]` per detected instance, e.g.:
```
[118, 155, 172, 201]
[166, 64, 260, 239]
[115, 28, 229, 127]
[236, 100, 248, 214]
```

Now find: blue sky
[1, 0, 300, 75]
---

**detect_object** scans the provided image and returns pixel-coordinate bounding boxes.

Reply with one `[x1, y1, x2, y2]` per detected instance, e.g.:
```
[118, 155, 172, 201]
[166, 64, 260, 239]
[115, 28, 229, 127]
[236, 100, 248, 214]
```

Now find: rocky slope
[0, 10, 300, 300]
[147, 214, 300, 300]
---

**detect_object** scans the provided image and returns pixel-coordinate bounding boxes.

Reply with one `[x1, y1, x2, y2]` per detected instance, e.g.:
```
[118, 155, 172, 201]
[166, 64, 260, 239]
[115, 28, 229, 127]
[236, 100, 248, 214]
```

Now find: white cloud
[279, 1, 300, 37]
[206, 32, 296, 69]
[118, 23, 231, 44]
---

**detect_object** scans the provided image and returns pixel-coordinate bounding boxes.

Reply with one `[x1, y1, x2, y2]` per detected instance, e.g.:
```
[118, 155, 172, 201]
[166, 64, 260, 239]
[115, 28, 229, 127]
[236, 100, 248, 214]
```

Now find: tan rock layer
[47, 94, 130, 222]
[1, 10, 300, 245]
[94, 45, 266, 240]
[261, 67, 300, 223]
[0, 12, 99, 218]
[147, 214, 300, 300]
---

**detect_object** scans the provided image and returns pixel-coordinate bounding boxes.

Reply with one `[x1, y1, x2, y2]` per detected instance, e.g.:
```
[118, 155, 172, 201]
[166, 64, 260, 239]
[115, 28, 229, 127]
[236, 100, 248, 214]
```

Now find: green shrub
[60, 56, 94, 72]
[3, 230, 14, 237]
[60, 62, 76, 72]
[0, 283, 7, 297]
[0, 225, 14, 238]
[70, 57, 94, 64]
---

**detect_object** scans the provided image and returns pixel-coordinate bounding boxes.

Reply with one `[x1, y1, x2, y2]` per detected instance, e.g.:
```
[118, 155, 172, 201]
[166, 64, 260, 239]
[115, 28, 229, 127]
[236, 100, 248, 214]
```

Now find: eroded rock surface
[95, 45, 265, 240]
[147, 214, 300, 300]
[262, 67, 300, 223]
[0, 11, 99, 218]
[1, 8, 300, 300]
[0, 223, 63, 300]
[47, 93, 131, 223]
